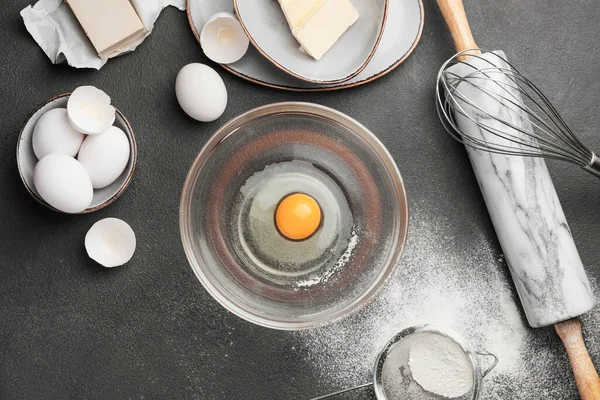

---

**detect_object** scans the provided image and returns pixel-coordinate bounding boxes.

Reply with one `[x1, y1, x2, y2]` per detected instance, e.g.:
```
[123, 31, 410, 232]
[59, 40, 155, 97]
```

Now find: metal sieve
[311, 325, 498, 400]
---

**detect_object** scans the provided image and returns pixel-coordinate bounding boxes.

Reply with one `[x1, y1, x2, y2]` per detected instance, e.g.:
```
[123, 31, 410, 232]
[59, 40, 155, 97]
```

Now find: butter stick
[292, 0, 359, 60]
[66, 0, 147, 59]
[278, 0, 322, 30]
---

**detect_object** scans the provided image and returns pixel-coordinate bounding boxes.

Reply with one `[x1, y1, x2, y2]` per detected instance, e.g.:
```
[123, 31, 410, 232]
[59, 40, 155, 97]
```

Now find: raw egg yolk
[275, 193, 322, 241]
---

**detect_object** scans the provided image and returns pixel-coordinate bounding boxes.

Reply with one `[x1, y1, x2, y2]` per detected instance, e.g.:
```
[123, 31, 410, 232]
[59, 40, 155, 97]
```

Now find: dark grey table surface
[1, 1, 599, 399]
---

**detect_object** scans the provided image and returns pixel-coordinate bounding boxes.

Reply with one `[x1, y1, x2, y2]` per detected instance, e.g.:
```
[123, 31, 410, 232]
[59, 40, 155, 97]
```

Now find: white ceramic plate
[17, 94, 137, 213]
[233, 0, 388, 84]
[187, 0, 423, 91]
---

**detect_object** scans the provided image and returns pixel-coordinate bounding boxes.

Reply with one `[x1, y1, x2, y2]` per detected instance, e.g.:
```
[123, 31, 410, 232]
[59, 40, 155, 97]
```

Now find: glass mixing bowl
[180, 103, 408, 329]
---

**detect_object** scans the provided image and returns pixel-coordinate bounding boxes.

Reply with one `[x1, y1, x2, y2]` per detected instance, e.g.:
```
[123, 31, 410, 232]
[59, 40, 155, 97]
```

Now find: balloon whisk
[436, 50, 600, 177]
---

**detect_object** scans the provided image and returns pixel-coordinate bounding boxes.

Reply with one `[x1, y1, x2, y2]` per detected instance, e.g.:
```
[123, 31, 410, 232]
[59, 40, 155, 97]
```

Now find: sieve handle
[309, 382, 372, 400]
[475, 351, 499, 379]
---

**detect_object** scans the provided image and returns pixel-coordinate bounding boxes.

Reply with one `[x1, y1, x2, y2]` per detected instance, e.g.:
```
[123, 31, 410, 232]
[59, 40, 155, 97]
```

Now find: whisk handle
[436, 0, 480, 58]
[582, 153, 600, 179]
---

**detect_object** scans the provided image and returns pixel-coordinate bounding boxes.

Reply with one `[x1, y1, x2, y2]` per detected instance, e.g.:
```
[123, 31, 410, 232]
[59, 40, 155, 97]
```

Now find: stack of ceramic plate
[186, 0, 424, 91]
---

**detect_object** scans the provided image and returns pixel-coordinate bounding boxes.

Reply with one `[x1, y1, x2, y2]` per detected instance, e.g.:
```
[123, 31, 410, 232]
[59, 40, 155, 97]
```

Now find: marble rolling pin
[436, 0, 600, 398]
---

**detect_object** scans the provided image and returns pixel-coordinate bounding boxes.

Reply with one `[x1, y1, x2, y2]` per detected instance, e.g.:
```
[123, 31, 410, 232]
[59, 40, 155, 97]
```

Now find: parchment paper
[21, 0, 185, 69]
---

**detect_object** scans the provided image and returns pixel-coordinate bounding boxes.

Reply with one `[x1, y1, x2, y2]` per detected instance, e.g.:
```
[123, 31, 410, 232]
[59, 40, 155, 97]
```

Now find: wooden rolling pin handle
[555, 318, 600, 400]
[436, 0, 480, 59]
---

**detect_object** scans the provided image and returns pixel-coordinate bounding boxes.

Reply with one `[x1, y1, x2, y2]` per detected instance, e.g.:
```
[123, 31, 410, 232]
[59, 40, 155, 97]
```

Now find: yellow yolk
[275, 193, 322, 240]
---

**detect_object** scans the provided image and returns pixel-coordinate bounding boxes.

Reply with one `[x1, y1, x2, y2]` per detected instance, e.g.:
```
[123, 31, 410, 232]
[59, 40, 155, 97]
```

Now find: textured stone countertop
[1, 1, 599, 398]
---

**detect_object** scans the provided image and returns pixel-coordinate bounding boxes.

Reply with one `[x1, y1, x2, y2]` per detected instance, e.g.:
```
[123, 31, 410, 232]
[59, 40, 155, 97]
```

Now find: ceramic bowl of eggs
[17, 86, 137, 214]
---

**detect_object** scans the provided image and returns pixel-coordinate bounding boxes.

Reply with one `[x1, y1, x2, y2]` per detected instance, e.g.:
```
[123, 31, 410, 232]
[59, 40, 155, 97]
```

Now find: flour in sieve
[295, 206, 600, 399]
[379, 331, 475, 400]
[408, 332, 474, 398]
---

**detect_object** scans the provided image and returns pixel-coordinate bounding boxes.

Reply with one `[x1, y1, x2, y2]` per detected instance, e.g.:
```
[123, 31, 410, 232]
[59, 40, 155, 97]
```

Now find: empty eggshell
[33, 154, 93, 213]
[67, 86, 115, 135]
[32, 108, 84, 159]
[85, 218, 136, 267]
[78, 126, 130, 189]
[201, 12, 250, 64]
[175, 63, 227, 122]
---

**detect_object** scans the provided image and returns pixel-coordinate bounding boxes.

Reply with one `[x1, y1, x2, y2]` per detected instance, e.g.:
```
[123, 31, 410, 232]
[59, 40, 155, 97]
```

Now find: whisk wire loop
[443, 73, 584, 161]
[436, 49, 596, 172]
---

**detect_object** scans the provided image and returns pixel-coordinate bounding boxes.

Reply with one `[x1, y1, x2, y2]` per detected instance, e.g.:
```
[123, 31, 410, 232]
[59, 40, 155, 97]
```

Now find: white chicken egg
[33, 154, 93, 213]
[78, 126, 130, 189]
[32, 108, 84, 159]
[85, 218, 136, 268]
[175, 63, 227, 122]
[201, 12, 250, 64]
[67, 86, 115, 135]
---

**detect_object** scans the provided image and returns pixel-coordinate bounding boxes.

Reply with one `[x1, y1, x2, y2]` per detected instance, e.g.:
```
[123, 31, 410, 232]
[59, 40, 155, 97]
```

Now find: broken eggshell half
[200, 12, 249, 64]
[85, 218, 136, 267]
[67, 86, 116, 135]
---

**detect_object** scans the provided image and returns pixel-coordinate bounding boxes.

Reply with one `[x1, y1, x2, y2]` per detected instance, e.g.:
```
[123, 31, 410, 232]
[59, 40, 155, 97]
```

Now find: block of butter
[286, 0, 359, 61]
[66, 0, 147, 59]
[278, 0, 322, 30]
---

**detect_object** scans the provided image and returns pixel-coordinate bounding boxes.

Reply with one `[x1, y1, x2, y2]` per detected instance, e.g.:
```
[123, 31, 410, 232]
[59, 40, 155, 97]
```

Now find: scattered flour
[295, 229, 359, 288]
[408, 332, 474, 398]
[295, 206, 600, 399]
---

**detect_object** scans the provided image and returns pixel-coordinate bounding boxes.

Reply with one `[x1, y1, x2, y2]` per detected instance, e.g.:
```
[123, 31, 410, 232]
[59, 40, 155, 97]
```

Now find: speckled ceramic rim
[180, 102, 409, 330]
[186, 0, 424, 91]
[373, 325, 484, 400]
[231, 0, 389, 84]
[16, 93, 138, 214]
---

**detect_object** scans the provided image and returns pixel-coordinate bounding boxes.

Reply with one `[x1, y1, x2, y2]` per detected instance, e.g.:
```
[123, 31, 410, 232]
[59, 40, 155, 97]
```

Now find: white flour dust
[295, 207, 600, 399]
[295, 229, 359, 288]
[408, 333, 474, 398]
